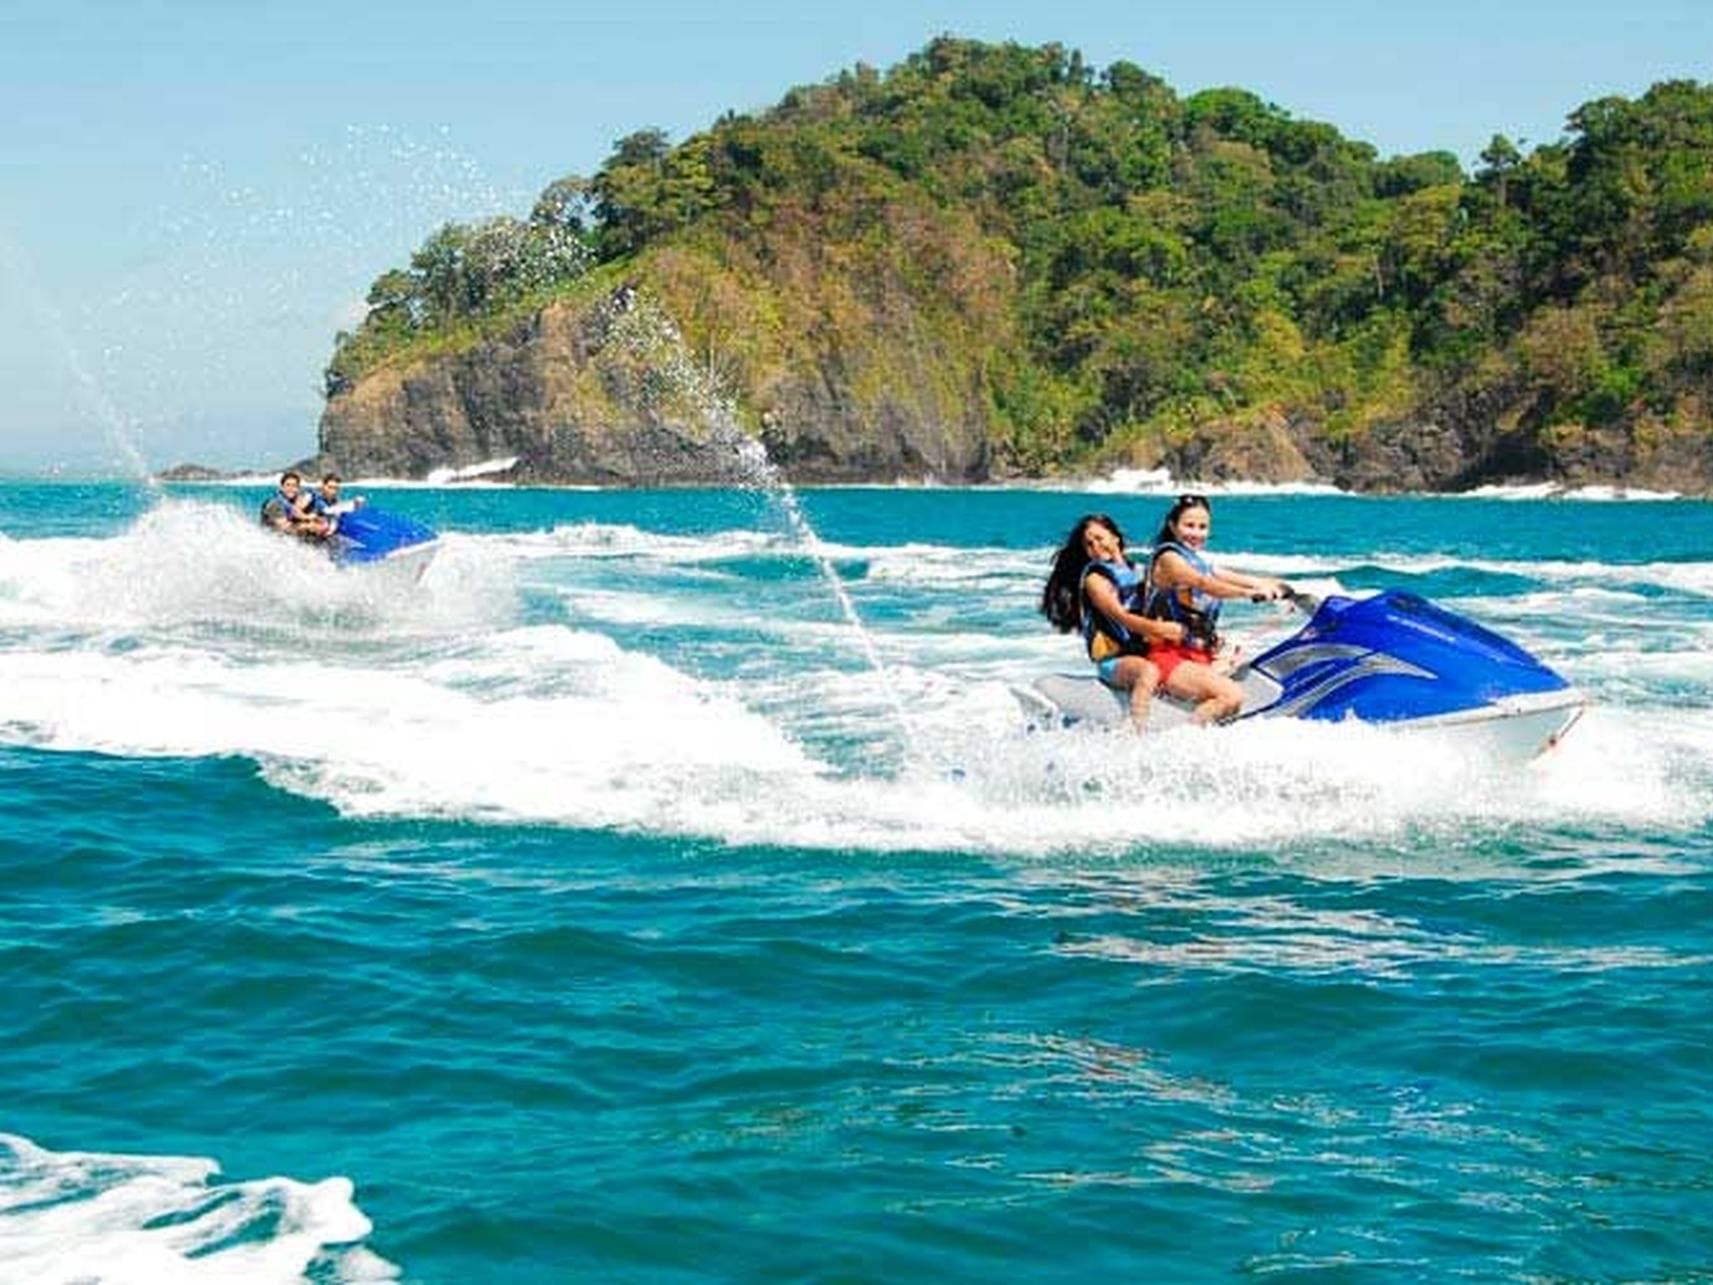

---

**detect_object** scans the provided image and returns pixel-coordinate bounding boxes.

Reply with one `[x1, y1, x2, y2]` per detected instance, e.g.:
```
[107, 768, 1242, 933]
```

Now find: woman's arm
[1214, 566, 1290, 599]
[1153, 551, 1286, 601]
[1085, 575, 1185, 643]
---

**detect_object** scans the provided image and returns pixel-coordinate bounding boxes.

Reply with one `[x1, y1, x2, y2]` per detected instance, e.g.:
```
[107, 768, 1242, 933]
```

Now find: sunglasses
[1176, 493, 1208, 507]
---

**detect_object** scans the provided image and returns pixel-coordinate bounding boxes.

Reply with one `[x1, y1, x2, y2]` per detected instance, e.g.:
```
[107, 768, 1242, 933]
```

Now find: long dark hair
[1040, 513, 1126, 633]
[1151, 493, 1210, 548]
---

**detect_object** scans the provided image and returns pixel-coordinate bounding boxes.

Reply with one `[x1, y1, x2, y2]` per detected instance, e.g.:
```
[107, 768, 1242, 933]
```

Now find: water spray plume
[0, 226, 158, 488]
[599, 287, 919, 762]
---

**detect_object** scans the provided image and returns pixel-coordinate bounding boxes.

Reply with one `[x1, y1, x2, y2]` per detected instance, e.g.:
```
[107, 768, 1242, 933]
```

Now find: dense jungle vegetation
[325, 37, 1713, 473]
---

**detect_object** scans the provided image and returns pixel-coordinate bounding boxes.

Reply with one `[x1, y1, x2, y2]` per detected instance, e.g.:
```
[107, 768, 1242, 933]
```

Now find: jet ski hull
[327, 507, 439, 580]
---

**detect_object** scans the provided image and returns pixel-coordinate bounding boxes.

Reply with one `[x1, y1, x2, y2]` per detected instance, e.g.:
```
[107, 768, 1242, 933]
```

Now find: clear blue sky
[1, 0, 1704, 475]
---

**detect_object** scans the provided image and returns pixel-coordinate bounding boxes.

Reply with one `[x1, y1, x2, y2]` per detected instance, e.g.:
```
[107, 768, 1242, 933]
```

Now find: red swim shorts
[1147, 642, 1214, 683]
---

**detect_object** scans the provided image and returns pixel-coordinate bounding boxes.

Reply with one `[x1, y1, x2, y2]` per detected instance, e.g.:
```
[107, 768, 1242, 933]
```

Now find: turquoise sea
[2, 479, 1710, 1282]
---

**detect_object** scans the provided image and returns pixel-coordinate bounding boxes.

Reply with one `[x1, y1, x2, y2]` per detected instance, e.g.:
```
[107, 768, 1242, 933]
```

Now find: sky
[0, 0, 1705, 476]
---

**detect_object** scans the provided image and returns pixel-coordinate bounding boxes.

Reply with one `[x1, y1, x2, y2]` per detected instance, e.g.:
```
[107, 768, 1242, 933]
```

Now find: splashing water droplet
[597, 288, 918, 762]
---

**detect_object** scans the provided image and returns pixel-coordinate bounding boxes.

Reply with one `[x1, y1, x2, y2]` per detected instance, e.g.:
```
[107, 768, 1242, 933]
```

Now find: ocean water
[1, 480, 1710, 1282]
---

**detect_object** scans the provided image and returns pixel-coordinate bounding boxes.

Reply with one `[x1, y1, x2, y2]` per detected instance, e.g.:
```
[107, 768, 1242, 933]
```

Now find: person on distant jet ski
[259, 470, 331, 542]
[1141, 493, 1289, 719]
[1042, 513, 1229, 732]
[306, 472, 365, 535]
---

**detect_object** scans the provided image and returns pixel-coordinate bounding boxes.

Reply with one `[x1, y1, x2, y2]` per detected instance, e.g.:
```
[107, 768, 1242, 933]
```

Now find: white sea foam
[518, 522, 1346, 595]
[1561, 483, 1683, 502]
[0, 618, 828, 837]
[1050, 465, 1348, 497]
[202, 470, 287, 486]
[0, 1133, 395, 1283]
[1190, 550, 1713, 599]
[1, 500, 1709, 859]
[3, 608, 1703, 858]
[1081, 465, 1176, 493]
[515, 523, 1713, 603]
[537, 521, 781, 561]
[167, 460, 542, 491]
[1460, 481, 1684, 502]
[1192, 480, 1350, 497]
[1458, 481, 1566, 501]
[424, 455, 517, 483]
[0, 501, 512, 640]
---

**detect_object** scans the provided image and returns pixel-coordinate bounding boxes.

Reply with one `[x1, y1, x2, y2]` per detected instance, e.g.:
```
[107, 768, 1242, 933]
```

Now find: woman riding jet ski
[1024, 585, 1585, 760]
[1029, 504, 1584, 761]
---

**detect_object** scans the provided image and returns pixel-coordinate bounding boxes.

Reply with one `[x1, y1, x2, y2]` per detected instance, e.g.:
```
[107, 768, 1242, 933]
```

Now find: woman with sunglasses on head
[1140, 493, 1290, 719]
[1041, 513, 1195, 733]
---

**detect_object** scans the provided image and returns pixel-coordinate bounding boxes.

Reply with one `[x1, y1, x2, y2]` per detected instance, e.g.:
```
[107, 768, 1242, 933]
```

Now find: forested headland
[317, 38, 1713, 491]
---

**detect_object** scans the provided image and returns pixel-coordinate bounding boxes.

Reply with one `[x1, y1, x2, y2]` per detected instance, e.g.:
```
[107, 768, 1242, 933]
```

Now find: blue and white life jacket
[260, 489, 298, 526]
[1144, 541, 1221, 649]
[1079, 558, 1148, 662]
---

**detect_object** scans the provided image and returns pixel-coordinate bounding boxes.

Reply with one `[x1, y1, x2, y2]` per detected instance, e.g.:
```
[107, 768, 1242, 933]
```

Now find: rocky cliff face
[319, 228, 1006, 488]
[1131, 390, 1713, 494]
[318, 292, 998, 486]
[319, 279, 1713, 494]
[319, 294, 738, 485]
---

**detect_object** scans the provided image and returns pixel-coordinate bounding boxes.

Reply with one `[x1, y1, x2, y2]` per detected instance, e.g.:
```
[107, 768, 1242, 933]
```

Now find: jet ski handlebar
[1253, 583, 1321, 614]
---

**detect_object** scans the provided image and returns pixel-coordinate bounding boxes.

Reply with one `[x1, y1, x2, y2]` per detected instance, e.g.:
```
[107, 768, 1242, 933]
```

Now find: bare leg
[1164, 659, 1244, 725]
[1111, 656, 1161, 734]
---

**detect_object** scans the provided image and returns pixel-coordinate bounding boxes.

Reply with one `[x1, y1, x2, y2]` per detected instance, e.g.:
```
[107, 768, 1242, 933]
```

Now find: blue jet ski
[1018, 589, 1585, 760]
[326, 505, 439, 579]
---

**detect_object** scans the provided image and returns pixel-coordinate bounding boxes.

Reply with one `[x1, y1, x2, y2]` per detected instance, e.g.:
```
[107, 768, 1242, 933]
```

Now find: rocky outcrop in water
[153, 463, 242, 483]
[318, 317, 1713, 492]
[319, 271, 998, 488]
[314, 269, 1713, 492]
[318, 294, 723, 485]
[305, 45, 1713, 494]
[1128, 394, 1713, 494]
